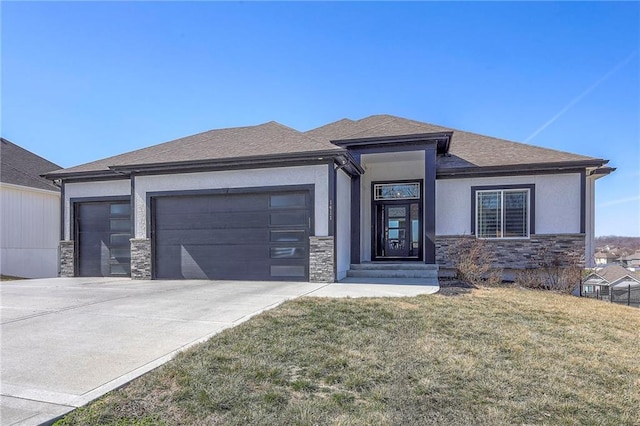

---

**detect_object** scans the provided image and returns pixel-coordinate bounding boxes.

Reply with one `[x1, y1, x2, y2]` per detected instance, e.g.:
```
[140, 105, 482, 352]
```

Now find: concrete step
[339, 277, 440, 286]
[350, 263, 439, 271]
[346, 269, 439, 279]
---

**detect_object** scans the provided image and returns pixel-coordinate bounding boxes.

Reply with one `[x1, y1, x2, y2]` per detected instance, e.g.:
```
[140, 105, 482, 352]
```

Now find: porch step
[350, 263, 439, 271]
[346, 263, 439, 281]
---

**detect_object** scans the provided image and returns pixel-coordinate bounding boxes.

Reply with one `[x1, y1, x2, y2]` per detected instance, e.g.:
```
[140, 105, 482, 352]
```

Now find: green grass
[55, 287, 640, 425]
[0, 275, 25, 281]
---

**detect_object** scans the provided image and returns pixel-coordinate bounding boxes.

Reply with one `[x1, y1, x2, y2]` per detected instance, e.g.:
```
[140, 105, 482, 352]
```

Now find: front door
[373, 201, 422, 260]
[372, 180, 422, 261]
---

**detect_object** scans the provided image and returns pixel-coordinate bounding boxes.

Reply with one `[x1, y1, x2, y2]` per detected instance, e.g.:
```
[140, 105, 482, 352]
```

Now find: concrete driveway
[0, 278, 330, 425]
[1, 277, 438, 425]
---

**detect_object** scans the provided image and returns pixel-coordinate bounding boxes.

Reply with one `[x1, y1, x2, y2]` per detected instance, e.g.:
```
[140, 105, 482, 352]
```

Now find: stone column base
[309, 236, 335, 283]
[130, 238, 152, 280]
[59, 240, 75, 277]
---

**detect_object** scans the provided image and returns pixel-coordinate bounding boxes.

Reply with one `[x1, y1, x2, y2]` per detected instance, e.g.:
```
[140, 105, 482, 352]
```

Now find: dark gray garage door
[152, 190, 311, 281]
[75, 201, 132, 277]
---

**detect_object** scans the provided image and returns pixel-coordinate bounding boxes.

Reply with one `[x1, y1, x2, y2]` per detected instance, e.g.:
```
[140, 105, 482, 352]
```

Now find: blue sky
[2, 2, 639, 236]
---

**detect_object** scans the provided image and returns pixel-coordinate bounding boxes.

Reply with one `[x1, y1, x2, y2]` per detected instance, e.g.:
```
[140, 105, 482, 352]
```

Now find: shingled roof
[306, 114, 602, 170]
[48, 121, 341, 177]
[590, 265, 640, 284]
[1, 138, 61, 191]
[45, 114, 608, 179]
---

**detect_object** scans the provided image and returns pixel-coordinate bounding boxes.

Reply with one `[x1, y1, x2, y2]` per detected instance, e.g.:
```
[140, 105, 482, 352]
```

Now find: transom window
[374, 182, 420, 200]
[476, 188, 530, 239]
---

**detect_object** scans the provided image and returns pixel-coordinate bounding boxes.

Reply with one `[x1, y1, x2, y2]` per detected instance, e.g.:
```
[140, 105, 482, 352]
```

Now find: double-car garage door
[152, 190, 311, 281]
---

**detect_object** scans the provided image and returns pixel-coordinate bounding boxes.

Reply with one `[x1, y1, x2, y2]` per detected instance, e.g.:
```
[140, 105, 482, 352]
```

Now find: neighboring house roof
[620, 252, 640, 261]
[610, 277, 640, 288]
[44, 114, 610, 180]
[586, 264, 640, 285]
[1, 138, 61, 191]
[594, 251, 619, 259]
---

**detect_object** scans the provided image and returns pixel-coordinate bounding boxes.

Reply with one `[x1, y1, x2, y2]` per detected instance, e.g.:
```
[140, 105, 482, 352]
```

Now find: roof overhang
[588, 165, 616, 179]
[437, 159, 612, 179]
[331, 132, 452, 155]
[43, 149, 355, 182]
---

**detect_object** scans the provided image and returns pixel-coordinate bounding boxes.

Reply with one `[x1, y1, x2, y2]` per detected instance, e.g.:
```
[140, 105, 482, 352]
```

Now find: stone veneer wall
[130, 238, 152, 280]
[436, 234, 585, 269]
[309, 236, 335, 283]
[59, 240, 75, 277]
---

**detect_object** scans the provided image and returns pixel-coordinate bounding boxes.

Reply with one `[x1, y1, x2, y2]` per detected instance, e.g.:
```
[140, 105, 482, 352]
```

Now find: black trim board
[470, 184, 536, 236]
[131, 173, 136, 240]
[332, 132, 451, 155]
[331, 164, 339, 280]
[45, 150, 352, 182]
[580, 169, 586, 234]
[60, 182, 66, 241]
[437, 162, 607, 179]
[350, 153, 361, 264]
[424, 146, 436, 263]
[346, 143, 439, 156]
[328, 162, 336, 237]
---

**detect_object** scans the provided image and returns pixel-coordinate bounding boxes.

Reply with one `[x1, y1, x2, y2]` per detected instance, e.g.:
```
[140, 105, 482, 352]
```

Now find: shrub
[516, 242, 584, 293]
[448, 237, 503, 287]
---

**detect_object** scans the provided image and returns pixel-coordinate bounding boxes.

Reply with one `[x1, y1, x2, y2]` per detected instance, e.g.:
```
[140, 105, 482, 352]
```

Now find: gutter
[42, 149, 356, 182]
[436, 159, 611, 179]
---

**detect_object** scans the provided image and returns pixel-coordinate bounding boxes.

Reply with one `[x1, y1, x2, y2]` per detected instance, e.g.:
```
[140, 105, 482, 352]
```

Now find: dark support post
[350, 153, 362, 264]
[328, 162, 335, 237]
[330, 162, 337, 281]
[424, 146, 437, 263]
[580, 169, 586, 234]
[59, 181, 65, 240]
[130, 173, 136, 239]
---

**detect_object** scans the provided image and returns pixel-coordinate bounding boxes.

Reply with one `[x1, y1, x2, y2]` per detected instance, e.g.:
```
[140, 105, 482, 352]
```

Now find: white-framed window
[475, 188, 530, 239]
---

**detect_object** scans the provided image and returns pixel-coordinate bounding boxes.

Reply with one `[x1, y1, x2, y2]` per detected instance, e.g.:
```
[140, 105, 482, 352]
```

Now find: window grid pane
[477, 192, 501, 238]
[477, 189, 529, 239]
[504, 191, 527, 237]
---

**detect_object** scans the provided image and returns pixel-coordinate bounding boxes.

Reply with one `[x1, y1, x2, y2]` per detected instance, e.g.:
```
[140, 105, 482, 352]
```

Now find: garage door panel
[155, 194, 268, 213]
[153, 190, 310, 281]
[160, 243, 271, 258]
[156, 211, 270, 230]
[77, 219, 111, 232]
[155, 246, 276, 280]
[155, 229, 270, 245]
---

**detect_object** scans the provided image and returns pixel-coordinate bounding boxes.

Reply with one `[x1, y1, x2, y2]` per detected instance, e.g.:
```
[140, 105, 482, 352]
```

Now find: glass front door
[373, 201, 421, 260]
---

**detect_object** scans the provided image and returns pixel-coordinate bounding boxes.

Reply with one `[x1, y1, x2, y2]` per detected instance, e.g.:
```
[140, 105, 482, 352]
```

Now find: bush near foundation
[448, 237, 502, 287]
[516, 242, 584, 293]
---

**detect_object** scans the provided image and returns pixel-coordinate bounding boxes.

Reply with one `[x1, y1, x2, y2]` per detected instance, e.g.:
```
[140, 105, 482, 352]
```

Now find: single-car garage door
[152, 190, 311, 281]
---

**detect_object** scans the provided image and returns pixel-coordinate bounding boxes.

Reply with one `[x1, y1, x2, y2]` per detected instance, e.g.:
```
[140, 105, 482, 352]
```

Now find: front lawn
[56, 287, 639, 425]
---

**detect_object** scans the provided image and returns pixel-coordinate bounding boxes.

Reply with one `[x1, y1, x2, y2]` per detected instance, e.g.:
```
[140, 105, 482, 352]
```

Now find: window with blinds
[476, 189, 529, 238]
